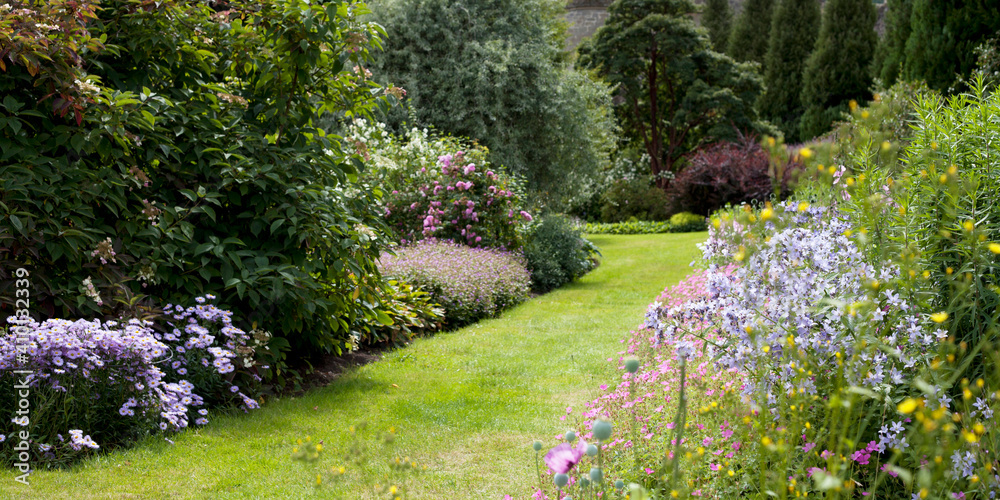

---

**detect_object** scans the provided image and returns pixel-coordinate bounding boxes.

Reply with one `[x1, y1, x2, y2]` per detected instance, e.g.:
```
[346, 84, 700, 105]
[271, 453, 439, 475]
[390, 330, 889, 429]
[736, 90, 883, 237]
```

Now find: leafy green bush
[599, 177, 671, 223]
[522, 215, 600, 293]
[0, 0, 398, 357]
[667, 212, 707, 232]
[350, 279, 444, 348]
[378, 240, 530, 328]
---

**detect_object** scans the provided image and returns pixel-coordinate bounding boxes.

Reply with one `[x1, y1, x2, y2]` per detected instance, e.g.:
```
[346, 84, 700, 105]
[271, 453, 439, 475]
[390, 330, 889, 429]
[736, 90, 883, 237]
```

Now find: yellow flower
[761, 436, 773, 446]
[930, 312, 948, 323]
[988, 243, 1000, 254]
[799, 147, 813, 159]
[767, 137, 776, 148]
[728, 470, 735, 477]
[849, 100, 858, 112]
[963, 220, 974, 232]
[939, 174, 948, 184]
[861, 110, 870, 119]
[798, 202, 809, 212]
[897, 398, 919, 414]
[881, 141, 891, 151]
[761, 208, 774, 220]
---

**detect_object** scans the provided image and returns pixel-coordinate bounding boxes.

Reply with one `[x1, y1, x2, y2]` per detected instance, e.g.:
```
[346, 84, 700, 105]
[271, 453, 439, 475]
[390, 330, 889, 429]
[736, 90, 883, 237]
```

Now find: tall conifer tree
[727, 0, 774, 69]
[903, 0, 1000, 92]
[799, 0, 876, 139]
[701, 0, 733, 52]
[758, 0, 820, 142]
[871, 0, 913, 85]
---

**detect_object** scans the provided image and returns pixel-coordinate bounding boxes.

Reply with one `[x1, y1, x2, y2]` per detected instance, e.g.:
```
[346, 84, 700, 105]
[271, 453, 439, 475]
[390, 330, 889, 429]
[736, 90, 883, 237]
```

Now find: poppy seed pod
[592, 419, 613, 441]
[565, 431, 576, 442]
[590, 467, 603, 483]
[624, 357, 640, 373]
[554, 473, 569, 487]
[532, 441, 542, 452]
[586, 444, 598, 456]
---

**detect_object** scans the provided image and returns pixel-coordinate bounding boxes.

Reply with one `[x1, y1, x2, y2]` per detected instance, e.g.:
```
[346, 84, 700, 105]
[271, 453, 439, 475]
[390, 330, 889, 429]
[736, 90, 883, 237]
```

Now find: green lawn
[2, 232, 706, 500]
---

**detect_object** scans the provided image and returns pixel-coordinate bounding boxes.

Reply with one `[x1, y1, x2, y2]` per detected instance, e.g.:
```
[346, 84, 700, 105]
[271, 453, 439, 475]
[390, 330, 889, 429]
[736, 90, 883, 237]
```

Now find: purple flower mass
[544, 439, 588, 474]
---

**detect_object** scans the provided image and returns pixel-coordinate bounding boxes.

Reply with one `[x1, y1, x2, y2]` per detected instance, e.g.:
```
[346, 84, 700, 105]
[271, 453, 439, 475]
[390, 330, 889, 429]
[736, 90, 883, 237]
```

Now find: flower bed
[0, 297, 261, 467]
[378, 240, 531, 327]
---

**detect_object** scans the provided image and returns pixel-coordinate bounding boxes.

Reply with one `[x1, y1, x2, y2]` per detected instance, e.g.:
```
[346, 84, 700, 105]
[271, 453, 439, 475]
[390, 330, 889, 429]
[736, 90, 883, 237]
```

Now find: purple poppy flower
[543, 439, 588, 474]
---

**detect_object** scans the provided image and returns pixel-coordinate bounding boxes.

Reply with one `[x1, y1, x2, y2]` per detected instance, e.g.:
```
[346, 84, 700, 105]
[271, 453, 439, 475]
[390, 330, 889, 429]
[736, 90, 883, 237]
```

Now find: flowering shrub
[377, 240, 530, 327]
[0, 298, 260, 466]
[347, 120, 532, 249]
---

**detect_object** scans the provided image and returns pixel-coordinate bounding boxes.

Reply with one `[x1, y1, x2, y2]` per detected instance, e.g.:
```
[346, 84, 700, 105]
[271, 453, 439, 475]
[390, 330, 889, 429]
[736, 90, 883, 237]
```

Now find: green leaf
[8, 214, 23, 232]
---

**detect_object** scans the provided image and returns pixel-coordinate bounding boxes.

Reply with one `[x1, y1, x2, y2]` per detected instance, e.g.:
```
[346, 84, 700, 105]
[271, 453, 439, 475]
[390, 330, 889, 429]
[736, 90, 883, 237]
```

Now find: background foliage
[0, 0, 398, 357]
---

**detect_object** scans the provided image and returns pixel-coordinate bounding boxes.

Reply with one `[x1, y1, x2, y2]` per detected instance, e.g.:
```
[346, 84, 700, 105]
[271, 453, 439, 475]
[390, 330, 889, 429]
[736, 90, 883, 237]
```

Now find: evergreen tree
[371, 0, 617, 201]
[578, 0, 769, 187]
[757, 0, 820, 142]
[701, 0, 733, 52]
[903, 0, 1000, 92]
[871, 0, 913, 85]
[727, 0, 775, 69]
[799, 0, 877, 139]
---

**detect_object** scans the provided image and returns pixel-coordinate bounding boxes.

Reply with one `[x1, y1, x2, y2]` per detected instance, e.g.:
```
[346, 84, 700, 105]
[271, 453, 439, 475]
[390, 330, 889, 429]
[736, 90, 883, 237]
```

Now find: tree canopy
[578, 0, 768, 188]
[370, 0, 616, 206]
[758, 0, 820, 143]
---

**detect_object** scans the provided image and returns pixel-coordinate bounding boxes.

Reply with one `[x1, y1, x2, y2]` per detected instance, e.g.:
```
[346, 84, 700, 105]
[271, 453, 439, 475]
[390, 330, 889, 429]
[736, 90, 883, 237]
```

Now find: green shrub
[522, 215, 600, 293]
[667, 212, 707, 232]
[0, 0, 397, 357]
[599, 177, 671, 223]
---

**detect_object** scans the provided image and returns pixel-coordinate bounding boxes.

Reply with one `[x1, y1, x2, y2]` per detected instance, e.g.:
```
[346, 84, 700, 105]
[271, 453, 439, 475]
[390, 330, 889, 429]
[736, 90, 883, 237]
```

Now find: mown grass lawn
[2, 232, 706, 500]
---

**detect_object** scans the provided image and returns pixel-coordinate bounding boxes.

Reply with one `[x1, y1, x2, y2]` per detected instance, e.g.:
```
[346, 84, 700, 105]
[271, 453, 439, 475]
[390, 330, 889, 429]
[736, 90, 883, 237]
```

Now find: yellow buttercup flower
[897, 398, 919, 414]
[988, 242, 1000, 254]
[930, 312, 948, 323]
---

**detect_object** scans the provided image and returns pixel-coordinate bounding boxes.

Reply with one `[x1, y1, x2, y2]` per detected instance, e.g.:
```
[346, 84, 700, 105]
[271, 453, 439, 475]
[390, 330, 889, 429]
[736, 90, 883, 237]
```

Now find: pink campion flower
[544, 440, 588, 473]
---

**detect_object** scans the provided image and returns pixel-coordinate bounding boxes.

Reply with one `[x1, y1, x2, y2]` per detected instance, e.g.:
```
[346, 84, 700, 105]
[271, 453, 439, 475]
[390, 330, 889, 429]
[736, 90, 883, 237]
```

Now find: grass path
[2, 233, 706, 500]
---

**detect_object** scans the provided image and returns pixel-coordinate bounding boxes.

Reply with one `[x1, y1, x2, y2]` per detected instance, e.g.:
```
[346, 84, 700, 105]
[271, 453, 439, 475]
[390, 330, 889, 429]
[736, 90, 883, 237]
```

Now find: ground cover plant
[0, 233, 707, 498]
[378, 240, 531, 328]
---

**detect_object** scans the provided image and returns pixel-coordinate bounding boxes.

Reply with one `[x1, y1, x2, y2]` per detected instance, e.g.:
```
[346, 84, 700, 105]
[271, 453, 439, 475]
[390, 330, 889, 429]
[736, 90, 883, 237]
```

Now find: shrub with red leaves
[666, 134, 801, 216]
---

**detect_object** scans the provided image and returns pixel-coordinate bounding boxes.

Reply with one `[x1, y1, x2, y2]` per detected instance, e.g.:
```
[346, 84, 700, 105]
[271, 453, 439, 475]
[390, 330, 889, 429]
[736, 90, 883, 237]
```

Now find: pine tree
[870, 0, 913, 85]
[903, 0, 1000, 92]
[727, 0, 775, 69]
[757, 0, 820, 142]
[799, 0, 877, 140]
[701, 0, 733, 52]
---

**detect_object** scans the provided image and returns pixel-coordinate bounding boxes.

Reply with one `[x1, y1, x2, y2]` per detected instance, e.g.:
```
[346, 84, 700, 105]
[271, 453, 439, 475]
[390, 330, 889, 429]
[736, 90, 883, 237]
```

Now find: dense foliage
[370, 0, 617, 204]
[378, 240, 530, 327]
[347, 120, 532, 250]
[725, 0, 774, 69]
[578, 0, 769, 188]
[522, 215, 600, 293]
[699, 0, 731, 52]
[871, 0, 913, 86]
[0, 0, 399, 357]
[665, 134, 800, 216]
[902, 1, 1000, 92]
[598, 177, 671, 223]
[799, 0, 877, 139]
[757, 0, 819, 143]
